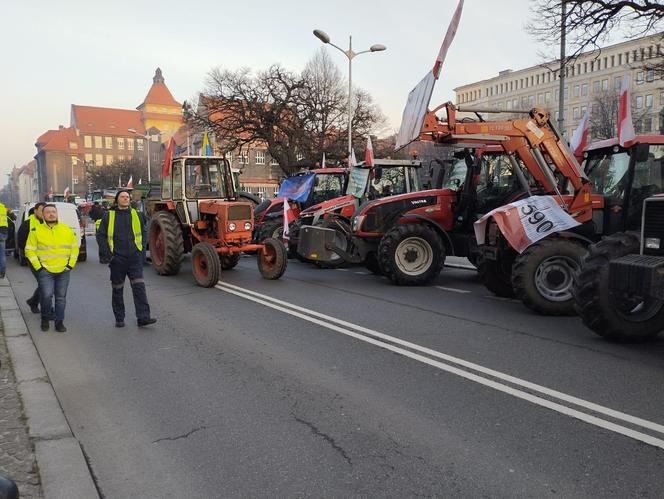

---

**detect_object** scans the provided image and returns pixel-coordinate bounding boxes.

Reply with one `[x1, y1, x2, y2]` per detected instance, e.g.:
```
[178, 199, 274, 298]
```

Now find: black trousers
[109, 253, 150, 322]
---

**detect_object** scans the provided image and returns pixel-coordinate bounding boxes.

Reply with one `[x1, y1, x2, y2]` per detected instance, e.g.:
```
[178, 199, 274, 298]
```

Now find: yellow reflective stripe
[25, 245, 37, 251]
[37, 254, 72, 260]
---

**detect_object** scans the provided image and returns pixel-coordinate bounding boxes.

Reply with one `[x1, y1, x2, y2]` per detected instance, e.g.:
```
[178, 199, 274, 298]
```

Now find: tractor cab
[163, 156, 234, 202]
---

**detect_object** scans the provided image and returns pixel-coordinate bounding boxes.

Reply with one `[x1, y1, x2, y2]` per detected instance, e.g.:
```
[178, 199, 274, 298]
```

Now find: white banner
[395, 71, 436, 151]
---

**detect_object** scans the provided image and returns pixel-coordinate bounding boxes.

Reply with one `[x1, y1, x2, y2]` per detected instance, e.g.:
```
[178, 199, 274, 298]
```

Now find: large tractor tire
[191, 242, 221, 288]
[378, 223, 445, 286]
[512, 237, 586, 316]
[149, 211, 184, 276]
[258, 218, 284, 242]
[313, 218, 352, 269]
[220, 253, 241, 270]
[573, 233, 664, 342]
[364, 252, 384, 275]
[258, 237, 287, 279]
[477, 254, 515, 298]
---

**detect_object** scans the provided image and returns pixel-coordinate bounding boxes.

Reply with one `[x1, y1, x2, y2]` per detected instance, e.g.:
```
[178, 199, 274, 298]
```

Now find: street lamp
[128, 128, 162, 183]
[313, 29, 386, 161]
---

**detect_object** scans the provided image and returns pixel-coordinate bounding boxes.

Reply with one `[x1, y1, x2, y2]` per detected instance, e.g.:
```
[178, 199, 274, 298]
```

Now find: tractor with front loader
[145, 155, 287, 287]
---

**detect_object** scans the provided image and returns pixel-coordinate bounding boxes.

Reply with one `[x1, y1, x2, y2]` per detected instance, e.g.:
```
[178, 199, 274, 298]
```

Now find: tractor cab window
[184, 160, 227, 199]
[368, 167, 410, 200]
[441, 158, 468, 189]
[586, 150, 631, 202]
[627, 144, 664, 228]
[309, 173, 344, 205]
[172, 163, 183, 199]
[475, 153, 528, 214]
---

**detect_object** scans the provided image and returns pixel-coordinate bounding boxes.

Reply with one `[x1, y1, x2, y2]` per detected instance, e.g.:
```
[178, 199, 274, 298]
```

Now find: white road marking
[485, 295, 520, 303]
[354, 271, 370, 275]
[435, 286, 471, 294]
[215, 281, 664, 448]
[444, 263, 477, 271]
[336, 268, 349, 272]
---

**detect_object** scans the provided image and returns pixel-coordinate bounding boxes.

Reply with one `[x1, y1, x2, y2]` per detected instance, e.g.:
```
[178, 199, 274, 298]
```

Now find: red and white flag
[364, 136, 374, 167]
[127, 175, 134, 189]
[569, 107, 590, 160]
[162, 138, 175, 178]
[350, 149, 358, 167]
[432, 0, 464, 79]
[474, 196, 581, 253]
[63, 186, 70, 198]
[282, 199, 290, 242]
[47, 186, 53, 200]
[618, 71, 636, 147]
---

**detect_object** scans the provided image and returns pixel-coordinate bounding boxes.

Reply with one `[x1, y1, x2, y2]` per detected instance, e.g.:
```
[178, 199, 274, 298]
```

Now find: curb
[0, 278, 100, 499]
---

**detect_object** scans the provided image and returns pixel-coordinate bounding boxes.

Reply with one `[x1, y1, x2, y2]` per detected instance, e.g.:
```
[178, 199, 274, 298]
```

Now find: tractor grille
[228, 204, 252, 221]
[643, 198, 664, 256]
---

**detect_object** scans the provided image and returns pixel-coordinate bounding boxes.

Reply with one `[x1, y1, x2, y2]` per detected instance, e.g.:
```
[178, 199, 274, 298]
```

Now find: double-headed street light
[128, 128, 162, 183]
[313, 29, 386, 162]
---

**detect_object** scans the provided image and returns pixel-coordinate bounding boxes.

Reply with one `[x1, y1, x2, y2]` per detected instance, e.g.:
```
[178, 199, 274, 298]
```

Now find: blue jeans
[37, 270, 71, 322]
[0, 232, 6, 274]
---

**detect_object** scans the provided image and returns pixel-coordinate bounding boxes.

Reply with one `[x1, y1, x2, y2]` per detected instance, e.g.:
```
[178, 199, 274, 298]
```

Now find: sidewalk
[0, 276, 99, 499]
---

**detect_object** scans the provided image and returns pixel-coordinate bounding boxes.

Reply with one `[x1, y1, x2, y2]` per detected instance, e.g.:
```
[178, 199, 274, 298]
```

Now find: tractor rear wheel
[512, 237, 586, 316]
[191, 242, 221, 288]
[148, 211, 184, 275]
[220, 253, 241, 270]
[258, 218, 284, 242]
[364, 252, 383, 275]
[258, 237, 287, 279]
[477, 254, 515, 298]
[378, 223, 445, 286]
[313, 218, 352, 269]
[573, 233, 664, 341]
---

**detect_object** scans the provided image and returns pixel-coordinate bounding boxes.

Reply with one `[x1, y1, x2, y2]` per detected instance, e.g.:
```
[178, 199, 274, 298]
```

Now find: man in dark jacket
[18, 203, 46, 314]
[96, 190, 156, 328]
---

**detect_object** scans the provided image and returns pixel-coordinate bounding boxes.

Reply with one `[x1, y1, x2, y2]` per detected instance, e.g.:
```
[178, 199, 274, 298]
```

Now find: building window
[127, 138, 134, 150]
[636, 95, 643, 109]
[84, 153, 93, 163]
[137, 139, 144, 151]
[106, 155, 113, 165]
[611, 55, 615, 67]
[238, 152, 249, 165]
[660, 91, 664, 105]
[105, 137, 113, 149]
[564, 86, 569, 99]
[69, 141, 78, 149]
[528, 95, 535, 107]
[506, 100, 513, 110]
[581, 83, 588, 96]
[583, 62, 588, 73]
[637, 71, 644, 84]
[615, 77, 622, 90]
[646, 69, 655, 82]
[573, 107, 580, 119]
[644, 117, 652, 132]
[95, 154, 103, 165]
[118, 155, 125, 163]
[593, 81, 600, 94]
[604, 57, 608, 68]
[84, 136, 92, 148]
[618, 53, 623, 65]
[538, 93, 544, 105]
[255, 150, 266, 165]
[581, 105, 587, 116]
[601, 79, 608, 91]
[94, 136, 102, 149]
[646, 94, 653, 108]
[521, 96, 528, 108]
[270, 157, 279, 166]
[117, 138, 125, 150]
[296, 153, 304, 162]
[573, 85, 580, 97]
[512, 99, 518, 109]
[545, 91, 551, 103]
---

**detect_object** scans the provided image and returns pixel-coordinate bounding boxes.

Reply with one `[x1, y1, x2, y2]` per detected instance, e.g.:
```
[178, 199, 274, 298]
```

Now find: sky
[0, 0, 591, 178]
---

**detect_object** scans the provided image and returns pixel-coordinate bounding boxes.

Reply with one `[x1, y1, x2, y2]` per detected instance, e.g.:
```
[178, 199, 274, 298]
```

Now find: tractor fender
[400, 213, 455, 256]
[555, 230, 594, 247]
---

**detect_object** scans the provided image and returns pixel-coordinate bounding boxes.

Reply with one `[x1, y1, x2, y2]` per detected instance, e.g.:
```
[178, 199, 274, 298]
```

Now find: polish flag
[569, 107, 590, 160]
[364, 136, 374, 167]
[282, 199, 290, 242]
[127, 175, 134, 189]
[350, 149, 358, 167]
[63, 186, 70, 198]
[162, 138, 175, 178]
[618, 72, 636, 147]
[432, 0, 465, 79]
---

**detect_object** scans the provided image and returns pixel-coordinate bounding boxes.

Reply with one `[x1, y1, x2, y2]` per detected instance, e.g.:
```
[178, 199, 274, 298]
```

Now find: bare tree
[589, 89, 651, 139]
[186, 51, 385, 176]
[88, 158, 147, 190]
[527, 1, 664, 69]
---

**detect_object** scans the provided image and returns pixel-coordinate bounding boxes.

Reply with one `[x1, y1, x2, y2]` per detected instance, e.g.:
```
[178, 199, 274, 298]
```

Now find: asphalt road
[8, 238, 664, 498]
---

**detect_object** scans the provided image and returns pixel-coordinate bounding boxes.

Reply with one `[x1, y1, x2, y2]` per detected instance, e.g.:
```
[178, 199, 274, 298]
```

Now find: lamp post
[128, 128, 162, 183]
[313, 29, 386, 161]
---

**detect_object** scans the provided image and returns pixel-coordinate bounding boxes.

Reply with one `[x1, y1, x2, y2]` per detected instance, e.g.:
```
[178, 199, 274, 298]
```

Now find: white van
[14, 202, 87, 264]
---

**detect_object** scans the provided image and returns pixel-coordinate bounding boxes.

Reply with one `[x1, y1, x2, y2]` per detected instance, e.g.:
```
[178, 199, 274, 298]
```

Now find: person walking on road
[97, 190, 156, 328]
[0, 200, 9, 279]
[17, 202, 46, 313]
[25, 204, 79, 332]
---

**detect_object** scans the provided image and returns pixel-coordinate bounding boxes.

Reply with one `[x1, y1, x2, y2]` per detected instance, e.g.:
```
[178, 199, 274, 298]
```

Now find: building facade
[35, 68, 183, 199]
[454, 33, 664, 139]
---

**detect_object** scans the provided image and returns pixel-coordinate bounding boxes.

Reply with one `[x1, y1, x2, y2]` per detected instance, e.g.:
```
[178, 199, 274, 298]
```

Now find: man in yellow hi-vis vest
[25, 204, 79, 332]
[0, 201, 9, 278]
[97, 190, 156, 328]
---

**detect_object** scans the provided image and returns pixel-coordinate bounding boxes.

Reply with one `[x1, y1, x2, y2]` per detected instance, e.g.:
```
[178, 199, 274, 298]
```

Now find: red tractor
[145, 155, 287, 287]
[253, 167, 348, 242]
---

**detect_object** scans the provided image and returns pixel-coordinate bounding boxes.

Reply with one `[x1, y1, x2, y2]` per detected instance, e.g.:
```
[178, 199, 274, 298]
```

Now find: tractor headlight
[352, 215, 365, 232]
[244, 222, 252, 231]
[645, 237, 661, 249]
[228, 222, 237, 231]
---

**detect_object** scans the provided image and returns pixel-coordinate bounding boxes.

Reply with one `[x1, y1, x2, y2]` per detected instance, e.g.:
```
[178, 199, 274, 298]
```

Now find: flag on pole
[618, 71, 636, 147]
[364, 136, 374, 166]
[282, 199, 290, 242]
[202, 131, 213, 156]
[138, 178, 142, 185]
[127, 175, 134, 189]
[432, 0, 465, 79]
[63, 186, 70, 199]
[47, 186, 53, 200]
[350, 149, 358, 166]
[569, 107, 590, 160]
[322, 152, 326, 168]
[162, 138, 175, 178]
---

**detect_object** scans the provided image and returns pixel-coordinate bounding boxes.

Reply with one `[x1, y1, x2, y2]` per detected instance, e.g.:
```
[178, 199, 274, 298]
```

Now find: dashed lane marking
[435, 286, 472, 294]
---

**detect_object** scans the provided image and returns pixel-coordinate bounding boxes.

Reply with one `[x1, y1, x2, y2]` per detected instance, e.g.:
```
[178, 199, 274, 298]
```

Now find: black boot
[137, 318, 157, 327]
[40, 320, 49, 331]
[27, 299, 39, 314]
[54, 321, 67, 333]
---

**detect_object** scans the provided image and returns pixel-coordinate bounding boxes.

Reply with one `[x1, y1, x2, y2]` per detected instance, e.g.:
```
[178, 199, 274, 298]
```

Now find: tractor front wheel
[149, 211, 183, 275]
[191, 242, 221, 288]
[258, 237, 287, 279]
